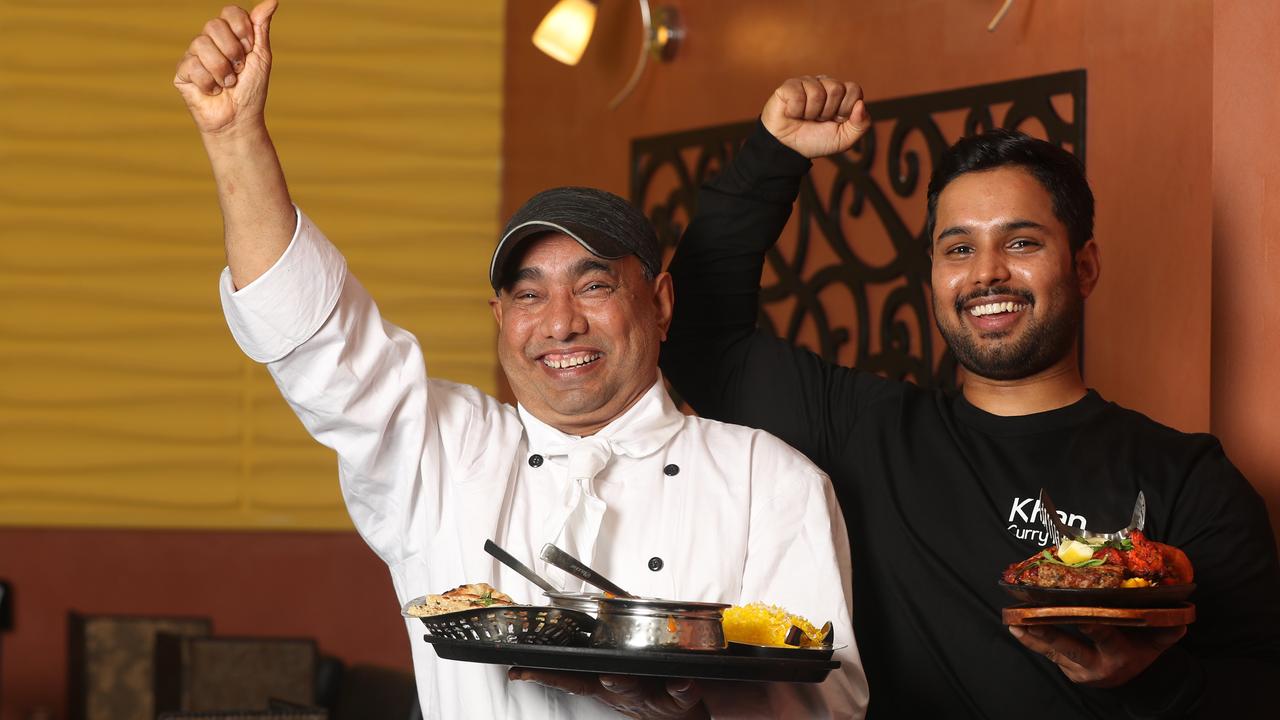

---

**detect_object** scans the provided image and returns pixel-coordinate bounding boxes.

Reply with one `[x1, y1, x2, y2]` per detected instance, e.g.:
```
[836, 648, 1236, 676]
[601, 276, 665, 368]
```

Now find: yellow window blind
[0, 1, 504, 529]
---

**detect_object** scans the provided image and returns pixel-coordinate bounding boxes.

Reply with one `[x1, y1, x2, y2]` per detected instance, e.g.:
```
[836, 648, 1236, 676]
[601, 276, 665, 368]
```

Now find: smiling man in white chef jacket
[173, 3, 866, 718]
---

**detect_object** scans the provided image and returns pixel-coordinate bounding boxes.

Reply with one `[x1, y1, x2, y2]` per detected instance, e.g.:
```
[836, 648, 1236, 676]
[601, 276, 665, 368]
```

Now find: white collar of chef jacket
[517, 376, 685, 461]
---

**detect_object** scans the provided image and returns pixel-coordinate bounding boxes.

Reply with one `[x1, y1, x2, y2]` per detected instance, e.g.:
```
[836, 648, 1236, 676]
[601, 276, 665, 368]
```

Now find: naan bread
[405, 582, 518, 617]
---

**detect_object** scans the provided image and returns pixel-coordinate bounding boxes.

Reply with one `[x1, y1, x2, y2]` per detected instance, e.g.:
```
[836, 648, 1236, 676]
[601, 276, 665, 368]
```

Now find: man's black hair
[926, 129, 1094, 254]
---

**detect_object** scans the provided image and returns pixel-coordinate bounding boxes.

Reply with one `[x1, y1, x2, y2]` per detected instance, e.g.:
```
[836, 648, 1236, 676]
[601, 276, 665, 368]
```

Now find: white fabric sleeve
[704, 435, 868, 719]
[217, 209, 451, 565]
[220, 207, 347, 363]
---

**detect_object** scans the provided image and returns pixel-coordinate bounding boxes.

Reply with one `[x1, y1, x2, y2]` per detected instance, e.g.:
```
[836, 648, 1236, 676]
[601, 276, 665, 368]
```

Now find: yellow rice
[722, 602, 823, 647]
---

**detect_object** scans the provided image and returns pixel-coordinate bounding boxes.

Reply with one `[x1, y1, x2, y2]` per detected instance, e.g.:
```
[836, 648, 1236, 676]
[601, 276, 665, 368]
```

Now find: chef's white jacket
[220, 209, 868, 719]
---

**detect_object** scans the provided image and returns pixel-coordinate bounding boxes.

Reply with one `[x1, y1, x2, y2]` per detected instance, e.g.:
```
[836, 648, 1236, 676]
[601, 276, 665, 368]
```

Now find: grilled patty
[1015, 562, 1124, 589]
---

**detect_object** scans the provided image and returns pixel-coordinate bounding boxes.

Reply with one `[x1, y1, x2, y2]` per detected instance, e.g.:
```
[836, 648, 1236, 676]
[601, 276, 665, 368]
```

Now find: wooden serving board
[1003, 602, 1195, 627]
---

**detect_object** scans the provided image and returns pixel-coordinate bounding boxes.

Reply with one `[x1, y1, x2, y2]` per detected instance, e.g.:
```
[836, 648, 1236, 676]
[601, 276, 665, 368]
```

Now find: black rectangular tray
[423, 635, 840, 683]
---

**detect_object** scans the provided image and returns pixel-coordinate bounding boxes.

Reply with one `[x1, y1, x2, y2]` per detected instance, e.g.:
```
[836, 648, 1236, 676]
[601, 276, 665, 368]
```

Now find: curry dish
[1002, 530, 1194, 589]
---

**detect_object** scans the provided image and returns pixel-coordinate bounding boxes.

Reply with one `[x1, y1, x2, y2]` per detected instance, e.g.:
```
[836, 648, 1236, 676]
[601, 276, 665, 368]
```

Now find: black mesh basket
[408, 605, 595, 646]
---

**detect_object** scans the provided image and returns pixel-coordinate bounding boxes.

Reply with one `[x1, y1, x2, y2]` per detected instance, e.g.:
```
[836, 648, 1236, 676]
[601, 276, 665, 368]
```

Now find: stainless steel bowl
[590, 597, 730, 652]
[544, 591, 604, 617]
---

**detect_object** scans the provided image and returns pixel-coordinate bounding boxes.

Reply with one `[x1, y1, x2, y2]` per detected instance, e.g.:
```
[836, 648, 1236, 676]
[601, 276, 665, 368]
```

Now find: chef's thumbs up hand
[761, 75, 871, 159]
[174, 1, 279, 137]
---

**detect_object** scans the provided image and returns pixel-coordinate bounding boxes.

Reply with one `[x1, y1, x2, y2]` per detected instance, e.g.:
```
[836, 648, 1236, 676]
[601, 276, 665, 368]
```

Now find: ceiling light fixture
[532, 0, 684, 110]
[532, 0, 598, 65]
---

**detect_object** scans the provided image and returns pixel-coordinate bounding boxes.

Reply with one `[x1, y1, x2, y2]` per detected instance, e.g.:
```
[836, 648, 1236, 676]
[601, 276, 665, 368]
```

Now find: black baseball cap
[490, 186, 661, 292]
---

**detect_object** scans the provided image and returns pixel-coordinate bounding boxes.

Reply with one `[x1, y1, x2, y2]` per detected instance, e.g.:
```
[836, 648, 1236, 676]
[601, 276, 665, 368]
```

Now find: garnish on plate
[1002, 531, 1193, 590]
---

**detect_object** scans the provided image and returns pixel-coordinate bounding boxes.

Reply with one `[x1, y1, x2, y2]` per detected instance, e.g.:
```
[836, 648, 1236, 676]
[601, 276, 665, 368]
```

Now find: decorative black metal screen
[632, 70, 1086, 389]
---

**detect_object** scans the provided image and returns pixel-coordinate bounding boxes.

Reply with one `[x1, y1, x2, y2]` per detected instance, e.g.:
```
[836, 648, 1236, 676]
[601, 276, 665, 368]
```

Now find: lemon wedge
[1057, 539, 1095, 565]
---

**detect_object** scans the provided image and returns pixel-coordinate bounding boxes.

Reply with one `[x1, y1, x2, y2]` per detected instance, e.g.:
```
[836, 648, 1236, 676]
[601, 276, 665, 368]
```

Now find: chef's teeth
[968, 301, 1026, 317]
[543, 353, 602, 369]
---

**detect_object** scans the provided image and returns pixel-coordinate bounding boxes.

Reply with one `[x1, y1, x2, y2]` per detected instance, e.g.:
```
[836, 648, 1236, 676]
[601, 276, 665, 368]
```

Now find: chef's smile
[539, 349, 604, 372]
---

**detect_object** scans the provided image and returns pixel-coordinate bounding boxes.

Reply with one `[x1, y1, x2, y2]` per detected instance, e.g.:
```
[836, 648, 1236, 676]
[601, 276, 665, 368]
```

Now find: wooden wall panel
[0, 0, 504, 529]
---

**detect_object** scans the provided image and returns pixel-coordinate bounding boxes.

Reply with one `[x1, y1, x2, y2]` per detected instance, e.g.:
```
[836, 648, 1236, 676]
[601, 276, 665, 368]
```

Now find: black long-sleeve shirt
[659, 121, 1280, 719]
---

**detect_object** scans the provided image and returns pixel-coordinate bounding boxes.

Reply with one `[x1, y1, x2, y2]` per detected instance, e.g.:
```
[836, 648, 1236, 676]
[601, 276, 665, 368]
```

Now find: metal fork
[1038, 488, 1145, 547]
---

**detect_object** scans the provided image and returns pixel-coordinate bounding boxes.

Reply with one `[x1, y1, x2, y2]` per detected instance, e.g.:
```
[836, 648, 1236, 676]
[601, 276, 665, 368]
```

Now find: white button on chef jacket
[220, 208, 868, 720]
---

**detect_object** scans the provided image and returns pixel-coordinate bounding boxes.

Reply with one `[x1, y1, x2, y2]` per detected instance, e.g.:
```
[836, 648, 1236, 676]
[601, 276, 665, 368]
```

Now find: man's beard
[935, 285, 1082, 381]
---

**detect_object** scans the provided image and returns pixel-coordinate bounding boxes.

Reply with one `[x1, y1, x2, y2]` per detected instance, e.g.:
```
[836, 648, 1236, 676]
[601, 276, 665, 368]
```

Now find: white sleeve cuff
[219, 206, 348, 363]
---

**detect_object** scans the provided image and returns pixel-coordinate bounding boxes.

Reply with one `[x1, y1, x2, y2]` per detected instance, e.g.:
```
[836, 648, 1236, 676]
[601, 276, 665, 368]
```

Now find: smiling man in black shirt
[660, 75, 1280, 718]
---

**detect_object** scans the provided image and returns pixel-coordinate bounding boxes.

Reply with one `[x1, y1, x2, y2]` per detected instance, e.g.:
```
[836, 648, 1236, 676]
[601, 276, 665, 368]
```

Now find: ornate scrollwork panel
[633, 70, 1086, 389]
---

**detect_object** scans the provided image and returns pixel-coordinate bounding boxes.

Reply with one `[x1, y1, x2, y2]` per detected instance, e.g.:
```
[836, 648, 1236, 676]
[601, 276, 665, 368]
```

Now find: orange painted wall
[504, 0, 1213, 431]
[0, 530, 409, 719]
[503, 0, 1277, 531]
[1211, 1, 1280, 543]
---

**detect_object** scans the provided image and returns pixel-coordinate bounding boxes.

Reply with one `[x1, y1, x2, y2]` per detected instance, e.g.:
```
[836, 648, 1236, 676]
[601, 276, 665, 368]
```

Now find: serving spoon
[484, 539, 560, 594]
[540, 543, 637, 599]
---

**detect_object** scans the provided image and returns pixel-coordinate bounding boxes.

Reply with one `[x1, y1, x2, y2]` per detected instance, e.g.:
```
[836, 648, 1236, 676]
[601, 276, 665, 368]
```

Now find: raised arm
[661, 76, 884, 468]
[176, 3, 519, 568]
[174, 0, 294, 289]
